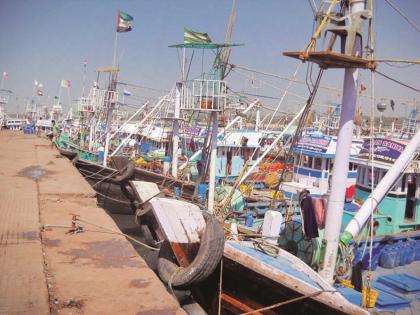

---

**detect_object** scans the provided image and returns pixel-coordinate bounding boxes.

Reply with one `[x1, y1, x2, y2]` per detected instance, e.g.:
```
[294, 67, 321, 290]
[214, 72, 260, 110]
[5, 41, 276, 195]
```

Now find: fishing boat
[54, 1, 420, 314]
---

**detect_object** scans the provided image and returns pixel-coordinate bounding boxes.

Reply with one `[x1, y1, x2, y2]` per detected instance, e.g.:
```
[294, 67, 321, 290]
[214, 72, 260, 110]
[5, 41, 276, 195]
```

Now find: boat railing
[0, 94, 9, 104]
[78, 97, 93, 113]
[86, 88, 118, 112]
[181, 79, 226, 112]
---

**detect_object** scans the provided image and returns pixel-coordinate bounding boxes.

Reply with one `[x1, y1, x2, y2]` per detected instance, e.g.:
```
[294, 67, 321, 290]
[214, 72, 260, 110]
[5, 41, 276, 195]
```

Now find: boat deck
[0, 131, 184, 314]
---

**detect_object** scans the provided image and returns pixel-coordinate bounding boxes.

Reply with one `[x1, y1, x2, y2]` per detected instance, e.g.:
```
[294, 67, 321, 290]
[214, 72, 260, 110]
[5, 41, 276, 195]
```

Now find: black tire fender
[71, 154, 79, 166]
[157, 212, 224, 289]
[109, 161, 135, 184]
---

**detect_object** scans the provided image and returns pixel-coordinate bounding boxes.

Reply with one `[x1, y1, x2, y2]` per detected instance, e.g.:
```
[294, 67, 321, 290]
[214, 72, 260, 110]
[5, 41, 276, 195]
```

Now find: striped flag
[117, 11, 133, 32]
[184, 27, 212, 45]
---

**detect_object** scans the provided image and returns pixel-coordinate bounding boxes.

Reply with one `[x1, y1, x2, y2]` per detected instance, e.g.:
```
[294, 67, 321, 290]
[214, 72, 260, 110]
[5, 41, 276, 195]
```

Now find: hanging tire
[157, 212, 225, 289]
[109, 161, 135, 184]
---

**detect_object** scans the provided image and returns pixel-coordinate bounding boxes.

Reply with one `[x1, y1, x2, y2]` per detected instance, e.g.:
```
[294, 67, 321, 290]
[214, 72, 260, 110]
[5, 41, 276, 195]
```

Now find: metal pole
[342, 129, 420, 242]
[207, 111, 218, 213]
[255, 103, 261, 131]
[172, 82, 182, 178]
[319, 0, 365, 284]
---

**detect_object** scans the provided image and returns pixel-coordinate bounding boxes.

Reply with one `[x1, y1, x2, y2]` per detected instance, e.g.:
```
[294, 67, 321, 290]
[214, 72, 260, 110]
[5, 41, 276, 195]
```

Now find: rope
[218, 258, 223, 315]
[374, 70, 420, 93]
[265, 63, 302, 131]
[239, 290, 335, 315]
[383, 0, 420, 33]
[93, 189, 132, 205]
[168, 266, 183, 297]
[74, 216, 160, 251]
[252, 239, 279, 257]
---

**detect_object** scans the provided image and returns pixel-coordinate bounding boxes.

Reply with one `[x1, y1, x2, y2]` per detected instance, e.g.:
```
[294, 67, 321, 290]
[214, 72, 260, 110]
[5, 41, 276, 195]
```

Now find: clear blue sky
[1, 0, 419, 116]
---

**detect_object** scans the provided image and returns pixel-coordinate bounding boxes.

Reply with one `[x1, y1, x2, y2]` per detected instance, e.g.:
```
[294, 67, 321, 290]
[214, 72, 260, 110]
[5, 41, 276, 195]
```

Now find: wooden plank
[283, 51, 374, 69]
[224, 241, 369, 315]
[130, 181, 160, 203]
[221, 293, 261, 314]
[150, 197, 206, 266]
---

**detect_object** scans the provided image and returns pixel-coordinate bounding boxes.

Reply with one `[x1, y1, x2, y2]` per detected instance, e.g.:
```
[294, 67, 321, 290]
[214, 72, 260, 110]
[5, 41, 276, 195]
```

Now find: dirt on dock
[0, 131, 184, 315]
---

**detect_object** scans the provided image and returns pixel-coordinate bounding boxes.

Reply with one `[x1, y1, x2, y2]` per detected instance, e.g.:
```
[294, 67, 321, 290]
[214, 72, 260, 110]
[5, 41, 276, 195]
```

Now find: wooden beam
[221, 293, 261, 314]
[283, 51, 375, 70]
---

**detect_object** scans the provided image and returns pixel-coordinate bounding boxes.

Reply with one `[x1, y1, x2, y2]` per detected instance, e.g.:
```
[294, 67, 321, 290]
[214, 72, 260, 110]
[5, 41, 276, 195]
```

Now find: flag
[61, 79, 71, 88]
[184, 27, 212, 45]
[123, 89, 131, 96]
[117, 10, 133, 32]
[390, 99, 395, 111]
[2, 72, 8, 79]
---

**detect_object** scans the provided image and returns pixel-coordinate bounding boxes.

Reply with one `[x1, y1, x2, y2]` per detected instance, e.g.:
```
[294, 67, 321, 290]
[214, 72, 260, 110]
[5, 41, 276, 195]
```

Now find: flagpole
[182, 47, 186, 80]
[67, 87, 71, 120]
[113, 10, 119, 67]
[82, 61, 87, 97]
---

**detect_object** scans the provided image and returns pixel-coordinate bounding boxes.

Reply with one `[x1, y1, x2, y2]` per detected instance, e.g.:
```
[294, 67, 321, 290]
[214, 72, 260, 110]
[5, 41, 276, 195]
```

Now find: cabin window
[348, 163, 358, 171]
[357, 166, 364, 183]
[367, 168, 381, 186]
[401, 175, 407, 192]
[302, 155, 309, 167]
[314, 158, 322, 170]
[308, 156, 313, 168]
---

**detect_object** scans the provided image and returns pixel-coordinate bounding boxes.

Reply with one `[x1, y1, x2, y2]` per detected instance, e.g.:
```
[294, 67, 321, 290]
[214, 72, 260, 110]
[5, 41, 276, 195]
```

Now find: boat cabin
[194, 130, 263, 178]
[281, 133, 363, 198]
[344, 137, 420, 235]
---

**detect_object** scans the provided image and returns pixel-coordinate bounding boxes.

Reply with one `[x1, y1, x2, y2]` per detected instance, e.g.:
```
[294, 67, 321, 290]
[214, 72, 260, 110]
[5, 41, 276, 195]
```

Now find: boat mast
[103, 69, 118, 166]
[318, 0, 366, 283]
[171, 82, 182, 178]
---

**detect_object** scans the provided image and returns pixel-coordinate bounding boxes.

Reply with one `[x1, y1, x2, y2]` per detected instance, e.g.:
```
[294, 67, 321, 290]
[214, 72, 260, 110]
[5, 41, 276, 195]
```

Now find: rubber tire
[71, 154, 79, 166]
[109, 161, 135, 184]
[139, 224, 161, 248]
[157, 212, 224, 289]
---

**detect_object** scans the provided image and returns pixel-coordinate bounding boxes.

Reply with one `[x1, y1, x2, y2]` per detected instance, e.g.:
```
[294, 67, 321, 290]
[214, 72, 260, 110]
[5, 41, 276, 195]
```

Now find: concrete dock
[0, 131, 184, 314]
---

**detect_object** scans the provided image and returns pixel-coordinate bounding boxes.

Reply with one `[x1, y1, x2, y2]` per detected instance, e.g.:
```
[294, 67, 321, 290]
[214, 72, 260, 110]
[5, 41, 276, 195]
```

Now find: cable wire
[374, 70, 420, 93]
[384, 0, 420, 33]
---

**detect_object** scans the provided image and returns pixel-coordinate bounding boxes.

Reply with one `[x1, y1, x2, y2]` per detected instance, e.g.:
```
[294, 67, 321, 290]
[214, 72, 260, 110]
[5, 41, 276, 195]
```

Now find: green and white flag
[184, 27, 212, 45]
[117, 10, 133, 32]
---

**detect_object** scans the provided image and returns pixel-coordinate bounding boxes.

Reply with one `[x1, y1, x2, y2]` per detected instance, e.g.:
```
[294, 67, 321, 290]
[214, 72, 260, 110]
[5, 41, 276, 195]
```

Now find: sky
[0, 0, 419, 117]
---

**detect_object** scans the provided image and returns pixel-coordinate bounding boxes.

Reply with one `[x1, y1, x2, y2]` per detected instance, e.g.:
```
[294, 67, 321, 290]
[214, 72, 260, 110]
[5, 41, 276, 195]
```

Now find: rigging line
[266, 62, 302, 130]
[229, 67, 308, 101]
[384, 62, 415, 69]
[226, 63, 339, 92]
[307, 0, 318, 16]
[374, 70, 420, 93]
[117, 82, 169, 93]
[383, 0, 420, 33]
